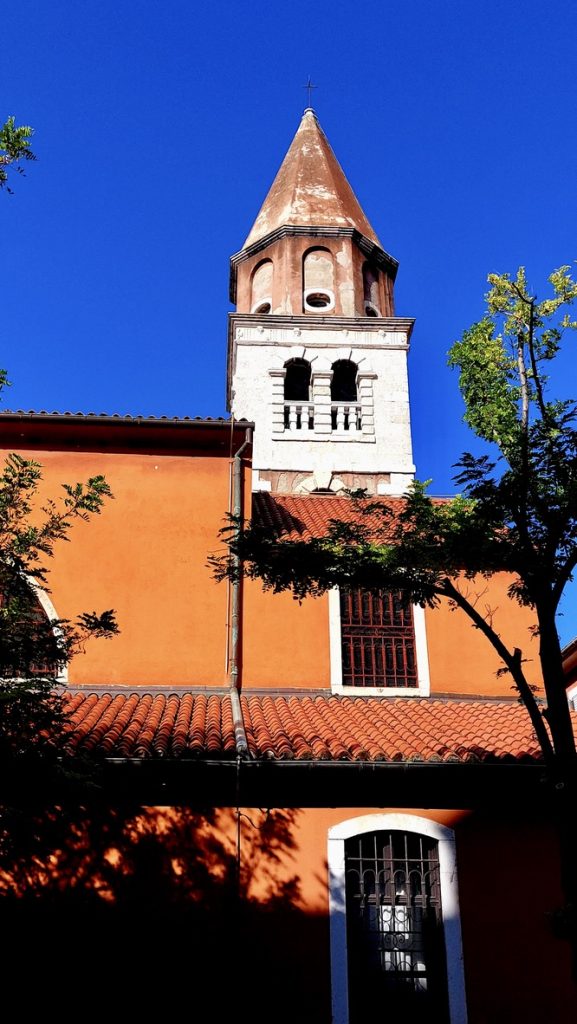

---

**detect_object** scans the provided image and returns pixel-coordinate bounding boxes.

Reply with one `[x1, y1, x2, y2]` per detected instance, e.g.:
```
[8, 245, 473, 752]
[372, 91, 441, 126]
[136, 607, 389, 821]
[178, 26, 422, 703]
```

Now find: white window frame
[250, 297, 272, 314]
[30, 578, 68, 683]
[303, 287, 336, 312]
[329, 588, 430, 697]
[3, 577, 68, 685]
[328, 813, 468, 1024]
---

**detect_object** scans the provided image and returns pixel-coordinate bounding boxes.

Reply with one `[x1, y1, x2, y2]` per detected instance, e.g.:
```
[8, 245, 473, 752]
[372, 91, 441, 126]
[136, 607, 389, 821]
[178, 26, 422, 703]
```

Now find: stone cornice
[228, 312, 414, 334]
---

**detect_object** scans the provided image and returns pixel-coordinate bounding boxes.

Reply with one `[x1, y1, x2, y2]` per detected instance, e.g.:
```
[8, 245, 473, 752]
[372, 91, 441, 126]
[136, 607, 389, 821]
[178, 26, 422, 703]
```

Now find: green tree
[0, 117, 36, 192]
[0, 447, 118, 773]
[213, 264, 577, 964]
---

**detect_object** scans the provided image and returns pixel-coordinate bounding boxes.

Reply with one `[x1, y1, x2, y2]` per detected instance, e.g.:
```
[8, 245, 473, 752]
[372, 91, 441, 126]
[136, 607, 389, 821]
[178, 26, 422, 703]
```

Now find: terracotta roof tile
[65, 692, 237, 760]
[0, 410, 247, 425]
[252, 491, 410, 542]
[64, 691, 576, 765]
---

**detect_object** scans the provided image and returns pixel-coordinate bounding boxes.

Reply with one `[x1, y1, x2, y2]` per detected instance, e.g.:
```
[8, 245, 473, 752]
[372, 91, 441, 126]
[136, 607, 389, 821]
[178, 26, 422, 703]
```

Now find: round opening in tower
[304, 289, 334, 312]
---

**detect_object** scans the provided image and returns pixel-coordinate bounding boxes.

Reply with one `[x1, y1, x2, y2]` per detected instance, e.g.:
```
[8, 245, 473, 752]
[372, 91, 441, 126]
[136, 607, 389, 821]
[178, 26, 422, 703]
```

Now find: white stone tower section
[227, 109, 415, 496]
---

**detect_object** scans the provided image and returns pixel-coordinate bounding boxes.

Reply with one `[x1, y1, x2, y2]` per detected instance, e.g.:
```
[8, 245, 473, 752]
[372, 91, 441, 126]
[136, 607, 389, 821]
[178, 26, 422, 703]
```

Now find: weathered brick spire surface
[243, 108, 381, 249]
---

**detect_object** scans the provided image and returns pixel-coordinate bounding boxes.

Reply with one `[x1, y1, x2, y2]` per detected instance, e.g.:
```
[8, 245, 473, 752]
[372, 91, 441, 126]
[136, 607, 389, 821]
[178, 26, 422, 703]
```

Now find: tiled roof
[0, 412, 254, 454]
[241, 695, 549, 763]
[0, 410, 249, 426]
[252, 492, 408, 541]
[64, 690, 567, 764]
[65, 691, 237, 759]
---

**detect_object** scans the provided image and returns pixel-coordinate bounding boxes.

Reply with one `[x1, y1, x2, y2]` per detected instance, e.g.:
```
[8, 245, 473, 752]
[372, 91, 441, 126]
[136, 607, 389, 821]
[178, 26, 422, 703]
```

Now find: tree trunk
[538, 606, 576, 770]
[551, 778, 577, 982]
[538, 603, 577, 978]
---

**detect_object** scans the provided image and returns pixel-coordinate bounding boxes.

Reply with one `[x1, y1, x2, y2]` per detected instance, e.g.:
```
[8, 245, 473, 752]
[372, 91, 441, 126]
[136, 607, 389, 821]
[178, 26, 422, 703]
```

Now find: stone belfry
[227, 108, 415, 495]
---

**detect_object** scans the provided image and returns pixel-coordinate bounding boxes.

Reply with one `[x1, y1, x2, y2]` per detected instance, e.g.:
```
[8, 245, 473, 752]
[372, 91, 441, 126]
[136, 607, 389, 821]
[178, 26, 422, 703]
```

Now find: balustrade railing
[282, 401, 362, 432]
[331, 402, 362, 432]
[284, 402, 314, 431]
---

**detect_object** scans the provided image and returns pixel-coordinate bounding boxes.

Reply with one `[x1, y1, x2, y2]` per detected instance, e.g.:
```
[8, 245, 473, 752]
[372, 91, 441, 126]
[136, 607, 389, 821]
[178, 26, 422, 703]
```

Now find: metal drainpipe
[229, 426, 252, 758]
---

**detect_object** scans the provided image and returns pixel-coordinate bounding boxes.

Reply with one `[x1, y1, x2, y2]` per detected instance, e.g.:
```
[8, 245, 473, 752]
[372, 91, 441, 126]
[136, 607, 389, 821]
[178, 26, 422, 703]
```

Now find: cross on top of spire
[303, 76, 317, 109]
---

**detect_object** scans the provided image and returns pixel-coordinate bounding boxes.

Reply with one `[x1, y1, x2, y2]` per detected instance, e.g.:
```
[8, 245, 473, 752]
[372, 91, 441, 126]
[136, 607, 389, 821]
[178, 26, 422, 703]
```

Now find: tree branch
[552, 550, 577, 610]
[516, 332, 530, 432]
[440, 577, 555, 765]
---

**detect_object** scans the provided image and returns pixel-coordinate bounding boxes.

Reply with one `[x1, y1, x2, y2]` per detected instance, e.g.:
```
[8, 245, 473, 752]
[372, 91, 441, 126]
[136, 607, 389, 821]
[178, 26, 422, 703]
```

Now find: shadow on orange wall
[0, 801, 331, 1021]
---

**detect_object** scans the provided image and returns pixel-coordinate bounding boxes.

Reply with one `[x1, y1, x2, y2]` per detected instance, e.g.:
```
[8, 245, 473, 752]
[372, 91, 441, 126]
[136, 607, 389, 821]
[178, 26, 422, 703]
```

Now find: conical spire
[243, 109, 382, 250]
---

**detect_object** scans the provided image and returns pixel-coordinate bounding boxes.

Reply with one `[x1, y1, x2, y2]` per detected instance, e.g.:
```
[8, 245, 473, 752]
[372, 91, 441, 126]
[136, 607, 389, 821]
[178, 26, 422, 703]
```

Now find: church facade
[1, 110, 576, 1023]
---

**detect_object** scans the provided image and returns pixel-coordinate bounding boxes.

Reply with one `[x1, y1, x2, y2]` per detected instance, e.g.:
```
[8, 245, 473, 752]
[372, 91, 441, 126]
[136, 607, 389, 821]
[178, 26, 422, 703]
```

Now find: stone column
[357, 371, 377, 437]
[269, 368, 286, 434]
[312, 370, 333, 435]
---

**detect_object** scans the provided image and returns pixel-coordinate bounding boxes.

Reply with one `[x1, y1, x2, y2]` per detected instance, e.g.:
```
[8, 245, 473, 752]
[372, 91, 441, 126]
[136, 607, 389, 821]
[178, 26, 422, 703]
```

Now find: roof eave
[20, 755, 547, 807]
[0, 412, 255, 455]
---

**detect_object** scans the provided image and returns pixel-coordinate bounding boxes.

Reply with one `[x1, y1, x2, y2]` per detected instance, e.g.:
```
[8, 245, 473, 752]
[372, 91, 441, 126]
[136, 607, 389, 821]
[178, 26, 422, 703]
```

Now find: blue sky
[3, 0, 577, 643]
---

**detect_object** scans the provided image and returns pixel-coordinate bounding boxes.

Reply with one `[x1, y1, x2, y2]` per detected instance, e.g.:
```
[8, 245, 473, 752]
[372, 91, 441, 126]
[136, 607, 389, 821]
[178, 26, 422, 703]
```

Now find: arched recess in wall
[303, 247, 335, 312]
[362, 261, 381, 316]
[250, 259, 273, 314]
[0, 578, 68, 683]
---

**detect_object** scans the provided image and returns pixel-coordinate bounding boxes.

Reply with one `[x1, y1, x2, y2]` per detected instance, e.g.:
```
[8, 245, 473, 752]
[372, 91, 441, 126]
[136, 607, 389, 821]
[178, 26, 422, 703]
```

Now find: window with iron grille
[340, 589, 417, 688]
[345, 830, 450, 1023]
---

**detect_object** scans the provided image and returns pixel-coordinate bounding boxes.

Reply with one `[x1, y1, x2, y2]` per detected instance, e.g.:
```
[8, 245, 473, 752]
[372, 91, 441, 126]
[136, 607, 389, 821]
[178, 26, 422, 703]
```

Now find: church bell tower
[228, 108, 415, 496]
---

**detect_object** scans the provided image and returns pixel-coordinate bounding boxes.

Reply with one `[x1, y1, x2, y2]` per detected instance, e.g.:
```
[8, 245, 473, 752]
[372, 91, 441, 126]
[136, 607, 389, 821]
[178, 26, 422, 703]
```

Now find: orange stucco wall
[242, 582, 330, 688]
[241, 572, 542, 695]
[425, 573, 543, 696]
[233, 804, 577, 1023]
[3, 800, 573, 1022]
[3, 445, 234, 686]
[1, 438, 543, 696]
[4, 439, 332, 689]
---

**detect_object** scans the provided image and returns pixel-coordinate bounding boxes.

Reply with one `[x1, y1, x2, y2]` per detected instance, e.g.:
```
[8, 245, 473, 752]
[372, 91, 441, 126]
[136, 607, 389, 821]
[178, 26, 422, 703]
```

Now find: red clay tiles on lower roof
[251, 491, 407, 541]
[65, 692, 237, 759]
[64, 691, 573, 764]
[241, 695, 549, 763]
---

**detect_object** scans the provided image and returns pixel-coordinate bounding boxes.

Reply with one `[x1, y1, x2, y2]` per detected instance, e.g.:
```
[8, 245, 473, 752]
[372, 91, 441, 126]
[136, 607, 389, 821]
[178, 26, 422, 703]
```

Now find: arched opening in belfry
[331, 360, 358, 402]
[363, 262, 381, 316]
[250, 259, 273, 314]
[284, 358, 311, 401]
[303, 248, 335, 311]
[331, 360, 359, 431]
[284, 358, 313, 430]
